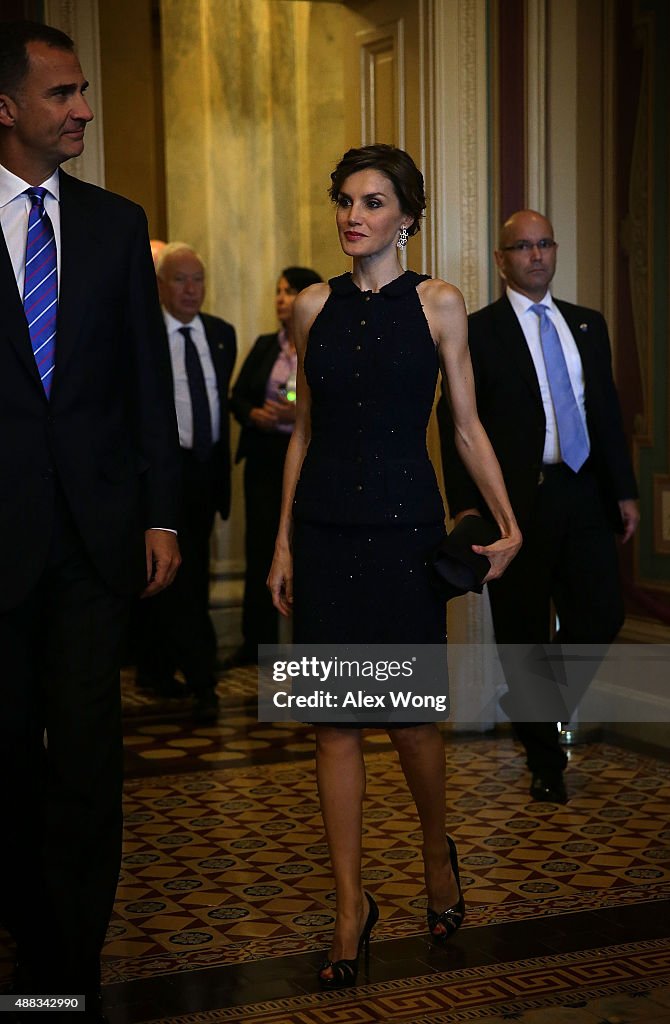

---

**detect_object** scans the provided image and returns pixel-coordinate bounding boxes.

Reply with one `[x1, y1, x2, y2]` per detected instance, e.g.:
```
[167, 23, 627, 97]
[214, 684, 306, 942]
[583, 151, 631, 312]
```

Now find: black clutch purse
[431, 514, 500, 600]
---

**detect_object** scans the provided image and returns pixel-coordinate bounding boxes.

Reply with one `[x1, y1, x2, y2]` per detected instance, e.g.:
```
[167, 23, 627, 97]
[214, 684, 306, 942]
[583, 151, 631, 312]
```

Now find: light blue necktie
[530, 303, 589, 472]
[23, 187, 57, 398]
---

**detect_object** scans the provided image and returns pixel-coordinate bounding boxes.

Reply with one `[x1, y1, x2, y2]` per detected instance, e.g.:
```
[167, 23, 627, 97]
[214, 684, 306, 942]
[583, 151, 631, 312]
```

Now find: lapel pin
[579, 323, 588, 332]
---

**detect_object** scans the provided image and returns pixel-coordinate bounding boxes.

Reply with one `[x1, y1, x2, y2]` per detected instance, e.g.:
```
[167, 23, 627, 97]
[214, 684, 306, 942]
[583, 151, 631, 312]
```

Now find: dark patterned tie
[530, 303, 589, 471]
[23, 187, 57, 397]
[179, 326, 212, 460]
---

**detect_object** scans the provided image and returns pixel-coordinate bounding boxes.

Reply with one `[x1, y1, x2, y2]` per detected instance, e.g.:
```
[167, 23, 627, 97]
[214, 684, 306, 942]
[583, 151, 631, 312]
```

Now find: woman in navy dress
[268, 145, 521, 987]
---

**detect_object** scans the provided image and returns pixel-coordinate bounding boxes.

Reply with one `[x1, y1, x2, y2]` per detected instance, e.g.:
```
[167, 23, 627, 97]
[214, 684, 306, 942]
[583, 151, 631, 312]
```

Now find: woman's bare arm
[420, 279, 522, 580]
[267, 282, 330, 613]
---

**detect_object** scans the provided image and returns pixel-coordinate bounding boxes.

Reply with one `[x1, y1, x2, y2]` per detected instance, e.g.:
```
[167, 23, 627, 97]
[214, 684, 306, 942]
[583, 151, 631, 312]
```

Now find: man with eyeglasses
[438, 209, 639, 804]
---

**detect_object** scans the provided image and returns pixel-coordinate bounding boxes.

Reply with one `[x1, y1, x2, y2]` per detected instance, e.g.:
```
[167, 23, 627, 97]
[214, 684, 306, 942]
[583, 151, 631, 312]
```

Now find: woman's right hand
[266, 397, 297, 425]
[267, 545, 294, 616]
[250, 405, 279, 431]
[452, 511, 522, 582]
[477, 527, 523, 582]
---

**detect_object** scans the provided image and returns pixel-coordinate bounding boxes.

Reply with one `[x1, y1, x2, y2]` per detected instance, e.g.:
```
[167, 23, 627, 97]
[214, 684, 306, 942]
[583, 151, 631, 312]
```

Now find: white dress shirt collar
[163, 309, 203, 334]
[0, 165, 61, 294]
[0, 163, 60, 209]
[506, 285, 554, 317]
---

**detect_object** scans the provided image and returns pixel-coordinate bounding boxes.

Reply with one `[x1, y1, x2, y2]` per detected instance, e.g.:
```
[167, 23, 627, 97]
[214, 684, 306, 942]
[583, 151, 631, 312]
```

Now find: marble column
[433, 0, 500, 728]
[160, 0, 351, 645]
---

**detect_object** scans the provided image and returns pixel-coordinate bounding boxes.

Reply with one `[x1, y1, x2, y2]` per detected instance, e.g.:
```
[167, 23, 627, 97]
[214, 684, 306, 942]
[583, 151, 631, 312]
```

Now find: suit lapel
[496, 296, 543, 406]
[258, 333, 281, 386]
[202, 315, 231, 396]
[0, 214, 45, 393]
[54, 170, 104, 390]
[163, 321, 175, 391]
[555, 300, 592, 369]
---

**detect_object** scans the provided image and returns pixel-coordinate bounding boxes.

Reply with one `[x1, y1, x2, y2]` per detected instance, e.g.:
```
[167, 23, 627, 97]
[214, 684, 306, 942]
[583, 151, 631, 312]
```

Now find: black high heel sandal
[318, 891, 379, 988]
[426, 835, 465, 942]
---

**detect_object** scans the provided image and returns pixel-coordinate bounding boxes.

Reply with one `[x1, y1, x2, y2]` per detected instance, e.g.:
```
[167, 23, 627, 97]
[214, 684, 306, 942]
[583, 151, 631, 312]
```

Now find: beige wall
[575, 0, 606, 313]
[159, 0, 365, 576]
[546, 0, 613, 319]
[98, 0, 167, 238]
[160, 0, 360, 355]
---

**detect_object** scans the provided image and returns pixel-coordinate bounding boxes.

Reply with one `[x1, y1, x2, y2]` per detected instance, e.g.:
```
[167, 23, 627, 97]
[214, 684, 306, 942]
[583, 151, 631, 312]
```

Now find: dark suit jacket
[0, 169, 181, 609]
[230, 331, 280, 463]
[438, 294, 638, 531]
[182, 311, 237, 519]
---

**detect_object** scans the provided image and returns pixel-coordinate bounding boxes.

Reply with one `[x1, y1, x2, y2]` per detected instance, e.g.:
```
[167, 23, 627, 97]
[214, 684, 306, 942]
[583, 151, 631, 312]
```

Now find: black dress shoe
[136, 673, 189, 698]
[193, 690, 219, 723]
[530, 772, 568, 804]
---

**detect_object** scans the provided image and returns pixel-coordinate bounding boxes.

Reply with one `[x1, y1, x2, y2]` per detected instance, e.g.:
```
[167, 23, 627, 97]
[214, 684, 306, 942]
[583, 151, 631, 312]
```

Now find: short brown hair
[329, 144, 426, 236]
[0, 20, 74, 96]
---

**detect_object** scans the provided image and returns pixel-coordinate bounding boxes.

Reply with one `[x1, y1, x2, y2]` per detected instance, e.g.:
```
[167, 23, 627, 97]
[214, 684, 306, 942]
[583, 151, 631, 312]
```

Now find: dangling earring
[397, 225, 409, 249]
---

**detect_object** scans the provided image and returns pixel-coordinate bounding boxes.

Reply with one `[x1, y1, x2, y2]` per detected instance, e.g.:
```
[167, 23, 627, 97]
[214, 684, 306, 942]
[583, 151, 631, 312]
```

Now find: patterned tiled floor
[121, 666, 319, 773]
[2, 666, 670, 1023]
[107, 741, 670, 983]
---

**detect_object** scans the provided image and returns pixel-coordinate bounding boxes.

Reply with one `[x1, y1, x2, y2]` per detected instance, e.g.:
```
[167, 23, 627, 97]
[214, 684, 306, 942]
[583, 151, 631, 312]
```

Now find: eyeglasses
[500, 239, 557, 252]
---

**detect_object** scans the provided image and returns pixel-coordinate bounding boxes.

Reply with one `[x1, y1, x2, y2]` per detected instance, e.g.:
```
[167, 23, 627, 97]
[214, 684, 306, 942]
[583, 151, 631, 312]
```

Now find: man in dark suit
[438, 209, 639, 804]
[0, 21, 181, 1018]
[135, 242, 237, 721]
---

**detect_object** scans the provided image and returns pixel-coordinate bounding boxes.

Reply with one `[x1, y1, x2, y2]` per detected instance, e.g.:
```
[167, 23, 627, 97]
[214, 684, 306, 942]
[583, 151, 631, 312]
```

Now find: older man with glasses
[438, 209, 639, 804]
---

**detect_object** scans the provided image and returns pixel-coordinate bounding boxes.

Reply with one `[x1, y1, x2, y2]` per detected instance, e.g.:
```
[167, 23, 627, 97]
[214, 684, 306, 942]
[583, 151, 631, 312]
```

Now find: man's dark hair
[328, 144, 426, 236]
[0, 20, 74, 96]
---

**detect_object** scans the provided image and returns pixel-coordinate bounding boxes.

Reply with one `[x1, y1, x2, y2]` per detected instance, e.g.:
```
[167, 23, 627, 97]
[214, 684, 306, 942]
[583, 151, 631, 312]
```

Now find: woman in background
[227, 267, 322, 668]
[268, 145, 521, 988]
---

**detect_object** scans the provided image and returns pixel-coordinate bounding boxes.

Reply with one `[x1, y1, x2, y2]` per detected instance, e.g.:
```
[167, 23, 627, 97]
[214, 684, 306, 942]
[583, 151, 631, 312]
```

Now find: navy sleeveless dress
[292, 271, 446, 650]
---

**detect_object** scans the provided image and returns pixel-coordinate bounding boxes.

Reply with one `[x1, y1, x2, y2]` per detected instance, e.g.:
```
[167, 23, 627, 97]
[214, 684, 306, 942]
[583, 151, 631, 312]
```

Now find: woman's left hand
[475, 529, 523, 583]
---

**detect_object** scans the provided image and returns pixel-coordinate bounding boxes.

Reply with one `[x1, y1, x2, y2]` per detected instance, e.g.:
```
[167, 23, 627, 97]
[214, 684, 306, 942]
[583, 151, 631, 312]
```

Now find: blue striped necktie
[23, 187, 57, 398]
[530, 303, 589, 472]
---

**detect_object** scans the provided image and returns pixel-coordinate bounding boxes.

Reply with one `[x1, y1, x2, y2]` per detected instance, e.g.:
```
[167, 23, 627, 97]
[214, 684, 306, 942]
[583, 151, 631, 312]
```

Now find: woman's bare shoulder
[295, 282, 331, 320]
[418, 277, 466, 314]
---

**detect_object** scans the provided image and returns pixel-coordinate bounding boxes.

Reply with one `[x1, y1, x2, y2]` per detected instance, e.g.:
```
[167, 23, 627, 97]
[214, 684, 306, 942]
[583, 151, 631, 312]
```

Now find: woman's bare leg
[315, 725, 370, 970]
[388, 724, 459, 912]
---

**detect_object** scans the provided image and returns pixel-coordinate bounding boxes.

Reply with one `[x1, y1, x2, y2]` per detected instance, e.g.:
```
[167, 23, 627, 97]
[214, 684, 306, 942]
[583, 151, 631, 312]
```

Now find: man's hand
[142, 529, 181, 597]
[618, 499, 640, 544]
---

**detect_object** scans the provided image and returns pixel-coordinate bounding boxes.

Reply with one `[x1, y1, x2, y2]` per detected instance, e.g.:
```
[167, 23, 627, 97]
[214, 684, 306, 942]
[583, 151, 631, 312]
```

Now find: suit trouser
[241, 434, 289, 652]
[0, 492, 126, 994]
[135, 449, 217, 694]
[487, 463, 624, 775]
